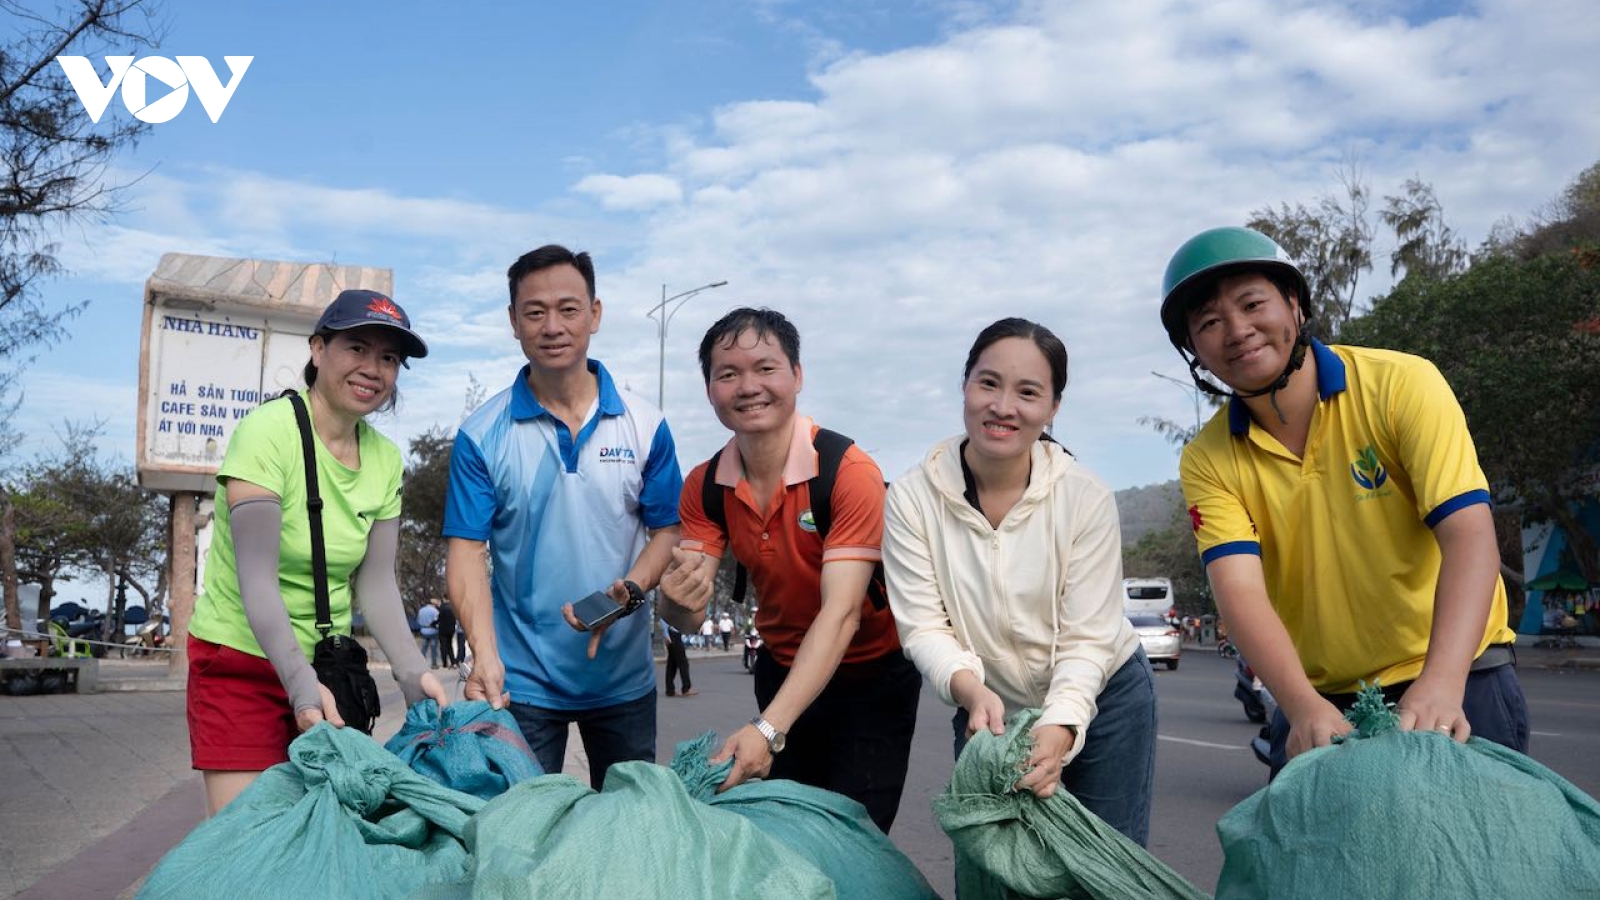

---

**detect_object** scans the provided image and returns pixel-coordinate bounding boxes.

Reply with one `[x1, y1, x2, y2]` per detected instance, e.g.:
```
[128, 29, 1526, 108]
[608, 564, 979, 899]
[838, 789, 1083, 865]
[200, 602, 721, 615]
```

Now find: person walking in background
[444, 244, 682, 786]
[186, 289, 448, 816]
[417, 597, 441, 668]
[437, 598, 458, 668]
[663, 618, 696, 697]
[883, 317, 1156, 845]
[718, 611, 735, 651]
[700, 616, 717, 652]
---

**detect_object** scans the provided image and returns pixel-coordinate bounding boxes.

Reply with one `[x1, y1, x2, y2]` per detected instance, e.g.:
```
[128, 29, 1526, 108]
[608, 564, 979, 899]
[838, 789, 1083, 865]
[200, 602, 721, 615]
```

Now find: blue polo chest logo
[1350, 444, 1388, 491]
[597, 446, 636, 462]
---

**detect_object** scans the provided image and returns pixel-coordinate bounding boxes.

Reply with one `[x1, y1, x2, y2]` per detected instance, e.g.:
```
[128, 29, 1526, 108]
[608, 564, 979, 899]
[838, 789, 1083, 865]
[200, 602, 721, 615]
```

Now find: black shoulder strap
[806, 427, 888, 611]
[701, 448, 748, 604]
[808, 427, 854, 541]
[284, 391, 332, 637]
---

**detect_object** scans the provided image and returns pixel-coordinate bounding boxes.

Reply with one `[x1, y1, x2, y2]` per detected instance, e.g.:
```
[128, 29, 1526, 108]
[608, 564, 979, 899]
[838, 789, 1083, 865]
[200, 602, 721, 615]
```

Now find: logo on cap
[367, 295, 403, 323]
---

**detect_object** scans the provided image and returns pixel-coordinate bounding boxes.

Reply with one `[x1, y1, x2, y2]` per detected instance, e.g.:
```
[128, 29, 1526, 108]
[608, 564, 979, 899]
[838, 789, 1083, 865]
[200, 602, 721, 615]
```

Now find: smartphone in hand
[572, 590, 626, 630]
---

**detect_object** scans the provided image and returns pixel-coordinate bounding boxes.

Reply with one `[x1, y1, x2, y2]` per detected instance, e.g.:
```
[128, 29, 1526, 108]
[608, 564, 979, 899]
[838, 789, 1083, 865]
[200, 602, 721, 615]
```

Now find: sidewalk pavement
[1, 637, 1587, 899]
[0, 643, 751, 900]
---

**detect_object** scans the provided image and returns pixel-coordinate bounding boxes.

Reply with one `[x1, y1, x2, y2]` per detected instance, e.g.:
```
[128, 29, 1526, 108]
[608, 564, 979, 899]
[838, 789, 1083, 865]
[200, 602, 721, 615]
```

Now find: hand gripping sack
[384, 699, 543, 799]
[1215, 687, 1600, 900]
[936, 709, 1208, 900]
[670, 732, 939, 900]
[137, 722, 483, 900]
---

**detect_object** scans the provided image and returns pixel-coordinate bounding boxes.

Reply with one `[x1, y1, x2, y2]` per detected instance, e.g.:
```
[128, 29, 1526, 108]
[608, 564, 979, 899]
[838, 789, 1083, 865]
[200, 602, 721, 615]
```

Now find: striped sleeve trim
[1200, 541, 1261, 565]
[1424, 488, 1492, 528]
[822, 545, 883, 564]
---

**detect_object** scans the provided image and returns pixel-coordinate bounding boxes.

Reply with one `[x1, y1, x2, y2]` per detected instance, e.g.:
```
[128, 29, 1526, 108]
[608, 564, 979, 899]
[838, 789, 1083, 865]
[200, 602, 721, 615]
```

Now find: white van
[1123, 577, 1174, 617]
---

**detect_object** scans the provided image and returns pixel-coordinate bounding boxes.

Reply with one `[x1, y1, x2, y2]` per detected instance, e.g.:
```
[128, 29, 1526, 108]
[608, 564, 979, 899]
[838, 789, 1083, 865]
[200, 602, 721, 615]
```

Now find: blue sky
[13, 0, 1600, 510]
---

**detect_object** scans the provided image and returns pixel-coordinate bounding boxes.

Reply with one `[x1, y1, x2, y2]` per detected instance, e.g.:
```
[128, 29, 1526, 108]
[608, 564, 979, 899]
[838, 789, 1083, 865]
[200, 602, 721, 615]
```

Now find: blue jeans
[1265, 661, 1531, 778]
[953, 648, 1157, 846]
[419, 632, 439, 667]
[509, 690, 656, 788]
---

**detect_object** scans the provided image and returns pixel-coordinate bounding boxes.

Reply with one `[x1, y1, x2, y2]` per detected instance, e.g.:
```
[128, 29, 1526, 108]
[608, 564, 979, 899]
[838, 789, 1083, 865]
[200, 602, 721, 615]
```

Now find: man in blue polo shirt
[444, 244, 682, 785]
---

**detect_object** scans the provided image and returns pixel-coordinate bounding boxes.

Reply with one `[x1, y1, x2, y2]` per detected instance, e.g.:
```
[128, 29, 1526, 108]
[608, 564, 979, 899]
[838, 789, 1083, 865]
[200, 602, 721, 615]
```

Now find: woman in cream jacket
[883, 317, 1157, 845]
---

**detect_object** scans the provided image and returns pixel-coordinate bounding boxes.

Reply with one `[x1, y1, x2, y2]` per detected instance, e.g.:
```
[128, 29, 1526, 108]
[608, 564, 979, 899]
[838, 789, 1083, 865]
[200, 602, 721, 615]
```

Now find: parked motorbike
[742, 630, 762, 672]
[122, 613, 168, 658]
[1234, 655, 1281, 769]
[1234, 656, 1268, 723]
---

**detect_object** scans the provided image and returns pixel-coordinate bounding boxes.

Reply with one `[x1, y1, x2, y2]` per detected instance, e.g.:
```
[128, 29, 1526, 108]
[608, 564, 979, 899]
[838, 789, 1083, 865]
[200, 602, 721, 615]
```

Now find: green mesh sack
[1215, 685, 1600, 900]
[139, 723, 483, 900]
[936, 709, 1209, 900]
[438, 763, 838, 899]
[671, 732, 939, 900]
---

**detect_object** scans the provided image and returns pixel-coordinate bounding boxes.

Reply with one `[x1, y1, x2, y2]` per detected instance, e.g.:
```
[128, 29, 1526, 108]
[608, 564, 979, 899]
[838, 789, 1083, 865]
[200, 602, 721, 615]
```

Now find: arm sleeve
[1382, 358, 1494, 526]
[442, 430, 496, 541]
[820, 450, 886, 564]
[231, 498, 322, 713]
[354, 517, 429, 706]
[882, 477, 985, 706]
[1179, 440, 1262, 564]
[1037, 479, 1130, 761]
[676, 462, 726, 558]
[639, 419, 684, 530]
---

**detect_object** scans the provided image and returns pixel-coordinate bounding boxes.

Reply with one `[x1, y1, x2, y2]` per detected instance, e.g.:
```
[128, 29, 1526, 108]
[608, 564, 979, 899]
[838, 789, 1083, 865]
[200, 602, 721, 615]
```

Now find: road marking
[1529, 730, 1562, 737]
[1159, 735, 1244, 751]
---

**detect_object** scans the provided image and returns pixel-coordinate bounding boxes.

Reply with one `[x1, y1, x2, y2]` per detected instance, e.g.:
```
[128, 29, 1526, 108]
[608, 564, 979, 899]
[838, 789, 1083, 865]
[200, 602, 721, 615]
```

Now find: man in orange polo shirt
[659, 307, 920, 833]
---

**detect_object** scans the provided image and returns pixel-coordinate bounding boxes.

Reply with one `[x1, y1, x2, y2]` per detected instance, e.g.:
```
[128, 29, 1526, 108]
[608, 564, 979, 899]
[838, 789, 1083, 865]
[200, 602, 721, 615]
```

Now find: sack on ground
[312, 633, 381, 733]
[672, 732, 939, 900]
[446, 762, 838, 900]
[936, 708, 1208, 900]
[137, 723, 483, 900]
[1215, 686, 1600, 900]
[385, 699, 544, 799]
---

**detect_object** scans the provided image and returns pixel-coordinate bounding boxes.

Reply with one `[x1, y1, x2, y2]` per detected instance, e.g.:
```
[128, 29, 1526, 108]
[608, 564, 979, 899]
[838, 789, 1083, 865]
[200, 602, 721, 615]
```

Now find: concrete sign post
[136, 254, 392, 674]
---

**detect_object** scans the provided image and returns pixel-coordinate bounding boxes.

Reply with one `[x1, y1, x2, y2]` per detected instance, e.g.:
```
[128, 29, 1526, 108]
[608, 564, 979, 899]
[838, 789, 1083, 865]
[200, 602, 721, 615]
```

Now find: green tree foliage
[1122, 504, 1210, 617]
[1, 0, 165, 637]
[1380, 177, 1467, 281]
[397, 427, 452, 615]
[10, 423, 165, 632]
[1248, 165, 1374, 339]
[1343, 248, 1600, 581]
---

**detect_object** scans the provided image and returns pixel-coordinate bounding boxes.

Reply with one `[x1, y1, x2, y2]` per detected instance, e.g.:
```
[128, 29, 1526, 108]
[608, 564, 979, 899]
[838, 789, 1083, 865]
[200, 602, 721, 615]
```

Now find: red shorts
[187, 635, 298, 771]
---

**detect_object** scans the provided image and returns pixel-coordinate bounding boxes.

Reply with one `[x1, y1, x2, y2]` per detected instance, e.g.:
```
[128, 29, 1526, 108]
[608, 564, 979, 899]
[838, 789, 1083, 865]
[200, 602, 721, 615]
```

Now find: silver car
[1129, 614, 1182, 670]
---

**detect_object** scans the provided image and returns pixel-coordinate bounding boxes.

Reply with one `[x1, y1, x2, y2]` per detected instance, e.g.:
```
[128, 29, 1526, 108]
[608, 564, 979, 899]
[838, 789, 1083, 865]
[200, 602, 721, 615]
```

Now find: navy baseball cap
[313, 289, 429, 363]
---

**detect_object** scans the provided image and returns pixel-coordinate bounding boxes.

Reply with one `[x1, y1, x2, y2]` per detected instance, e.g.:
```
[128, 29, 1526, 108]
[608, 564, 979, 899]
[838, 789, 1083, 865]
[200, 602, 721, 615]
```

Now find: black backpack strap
[284, 391, 333, 638]
[807, 428, 888, 611]
[701, 448, 748, 605]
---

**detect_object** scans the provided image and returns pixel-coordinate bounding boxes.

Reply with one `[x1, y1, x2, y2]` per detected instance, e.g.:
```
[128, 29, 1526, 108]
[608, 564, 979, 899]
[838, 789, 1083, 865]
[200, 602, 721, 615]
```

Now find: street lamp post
[1150, 370, 1204, 436]
[647, 280, 728, 410]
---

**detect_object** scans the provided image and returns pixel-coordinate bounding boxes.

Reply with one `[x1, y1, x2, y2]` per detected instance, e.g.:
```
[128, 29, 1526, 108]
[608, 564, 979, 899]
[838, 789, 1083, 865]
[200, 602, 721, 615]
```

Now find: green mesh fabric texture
[1215, 685, 1600, 900]
[670, 733, 940, 900]
[439, 758, 838, 900]
[935, 709, 1209, 900]
[139, 723, 483, 900]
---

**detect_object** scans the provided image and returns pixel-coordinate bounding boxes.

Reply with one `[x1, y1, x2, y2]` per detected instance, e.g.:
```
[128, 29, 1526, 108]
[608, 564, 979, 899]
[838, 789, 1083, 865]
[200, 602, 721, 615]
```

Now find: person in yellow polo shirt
[1158, 226, 1528, 777]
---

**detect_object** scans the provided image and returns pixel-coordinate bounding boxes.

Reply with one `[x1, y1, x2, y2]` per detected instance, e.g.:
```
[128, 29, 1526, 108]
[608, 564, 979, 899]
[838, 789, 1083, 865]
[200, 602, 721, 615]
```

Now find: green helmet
[1159, 226, 1310, 350]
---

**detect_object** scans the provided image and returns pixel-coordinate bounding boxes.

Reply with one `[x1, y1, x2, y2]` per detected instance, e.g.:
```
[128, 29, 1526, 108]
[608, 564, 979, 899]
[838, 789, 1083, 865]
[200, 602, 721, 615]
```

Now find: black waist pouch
[312, 634, 381, 734]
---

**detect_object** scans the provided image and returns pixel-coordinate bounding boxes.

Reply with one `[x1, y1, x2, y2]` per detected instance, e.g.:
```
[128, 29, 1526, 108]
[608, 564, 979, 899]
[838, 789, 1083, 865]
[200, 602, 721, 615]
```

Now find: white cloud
[573, 174, 684, 210]
[14, 0, 1600, 495]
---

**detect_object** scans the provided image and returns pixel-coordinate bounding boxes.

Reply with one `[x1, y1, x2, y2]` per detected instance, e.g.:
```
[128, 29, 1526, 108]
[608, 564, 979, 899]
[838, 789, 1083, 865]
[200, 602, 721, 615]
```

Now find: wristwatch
[620, 580, 647, 616]
[750, 716, 786, 754]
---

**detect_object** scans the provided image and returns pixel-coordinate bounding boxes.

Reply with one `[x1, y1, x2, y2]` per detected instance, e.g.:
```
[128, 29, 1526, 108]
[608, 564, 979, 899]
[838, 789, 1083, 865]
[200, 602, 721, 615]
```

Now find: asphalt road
[658, 646, 1600, 898]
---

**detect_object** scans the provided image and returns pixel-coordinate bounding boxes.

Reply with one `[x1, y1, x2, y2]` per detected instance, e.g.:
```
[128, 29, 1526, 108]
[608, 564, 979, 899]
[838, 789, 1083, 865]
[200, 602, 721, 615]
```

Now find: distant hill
[1115, 479, 1184, 545]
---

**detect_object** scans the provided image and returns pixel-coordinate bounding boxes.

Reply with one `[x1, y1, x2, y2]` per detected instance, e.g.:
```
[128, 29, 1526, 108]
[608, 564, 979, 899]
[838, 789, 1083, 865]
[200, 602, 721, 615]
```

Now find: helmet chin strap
[1184, 323, 1311, 426]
